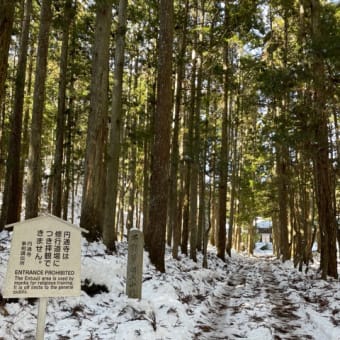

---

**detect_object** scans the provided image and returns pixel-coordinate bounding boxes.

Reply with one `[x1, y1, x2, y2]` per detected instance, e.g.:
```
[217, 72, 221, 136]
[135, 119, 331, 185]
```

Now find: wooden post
[36, 297, 48, 340]
[126, 229, 144, 299]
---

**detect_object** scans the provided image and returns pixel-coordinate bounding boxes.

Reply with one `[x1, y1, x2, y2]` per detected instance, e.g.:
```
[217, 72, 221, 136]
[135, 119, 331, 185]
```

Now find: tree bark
[25, 0, 52, 219]
[0, 0, 16, 111]
[217, 2, 230, 261]
[102, 0, 127, 250]
[0, 0, 17, 196]
[126, 116, 137, 231]
[80, 0, 112, 240]
[189, 9, 199, 261]
[276, 139, 290, 261]
[227, 121, 239, 256]
[169, 17, 186, 255]
[1, 0, 32, 228]
[52, 0, 74, 217]
[19, 45, 34, 218]
[145, 0, 173, 272]
[308, 0, 338, 279]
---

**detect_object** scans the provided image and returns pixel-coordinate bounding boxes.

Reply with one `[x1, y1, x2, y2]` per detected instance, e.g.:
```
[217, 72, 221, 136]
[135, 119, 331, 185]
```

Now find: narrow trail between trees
[194, 256, 333, 340]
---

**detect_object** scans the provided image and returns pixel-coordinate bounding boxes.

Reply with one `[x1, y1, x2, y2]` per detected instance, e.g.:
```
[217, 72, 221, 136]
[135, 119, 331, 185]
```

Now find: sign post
[3, 214, 87, 339]
[37, 297, 48, 340]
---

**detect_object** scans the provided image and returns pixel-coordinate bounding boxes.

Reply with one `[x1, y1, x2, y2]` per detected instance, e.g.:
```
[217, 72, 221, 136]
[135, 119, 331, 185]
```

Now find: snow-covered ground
[0, 230, 340, 340]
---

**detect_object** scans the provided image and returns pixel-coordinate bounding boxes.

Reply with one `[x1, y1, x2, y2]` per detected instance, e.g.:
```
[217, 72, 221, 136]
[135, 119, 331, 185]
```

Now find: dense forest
[0, 0, 339, 278]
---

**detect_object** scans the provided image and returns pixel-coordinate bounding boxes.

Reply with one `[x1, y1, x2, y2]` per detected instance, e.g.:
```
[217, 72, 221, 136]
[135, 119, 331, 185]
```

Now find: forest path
[193, 256, 317, 340]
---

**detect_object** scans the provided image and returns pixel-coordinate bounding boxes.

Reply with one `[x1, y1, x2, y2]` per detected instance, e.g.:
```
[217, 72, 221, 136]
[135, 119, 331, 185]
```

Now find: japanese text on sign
[3, 215, 83, 298]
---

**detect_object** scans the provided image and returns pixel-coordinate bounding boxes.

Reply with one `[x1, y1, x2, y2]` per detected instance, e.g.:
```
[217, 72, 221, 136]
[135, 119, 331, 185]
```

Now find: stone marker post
[126, 228, 144, 299]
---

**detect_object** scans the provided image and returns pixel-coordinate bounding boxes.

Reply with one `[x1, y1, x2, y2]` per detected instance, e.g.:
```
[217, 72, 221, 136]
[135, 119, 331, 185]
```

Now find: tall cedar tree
[52, 0, 75, 217]
[80, 0, 112, 240]
[308, 0, 338, 279]
[277, 3, 291, 261]
[145, 0, 174, 272]
[25, 0, 53, 219]
[1, 0, 32, 227]
[217, 0, 230, 261]
[103, 0, 128, 251]
[0, 0, 16, 113]
[170, 0, 189, 260]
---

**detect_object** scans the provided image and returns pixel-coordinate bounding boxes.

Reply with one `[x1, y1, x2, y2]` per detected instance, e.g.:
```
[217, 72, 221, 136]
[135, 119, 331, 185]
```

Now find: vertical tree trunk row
[25, 0, 52, 219]
[1, 0, 32, 228]
[80, 0, 112, 240]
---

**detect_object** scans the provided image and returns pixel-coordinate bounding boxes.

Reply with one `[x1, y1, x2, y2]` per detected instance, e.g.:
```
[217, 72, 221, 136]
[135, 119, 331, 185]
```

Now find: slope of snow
[0, 230, 339, 340]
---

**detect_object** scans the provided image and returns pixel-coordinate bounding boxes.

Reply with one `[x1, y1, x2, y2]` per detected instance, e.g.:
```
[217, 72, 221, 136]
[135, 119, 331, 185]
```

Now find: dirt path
[194, 257, 316, 340]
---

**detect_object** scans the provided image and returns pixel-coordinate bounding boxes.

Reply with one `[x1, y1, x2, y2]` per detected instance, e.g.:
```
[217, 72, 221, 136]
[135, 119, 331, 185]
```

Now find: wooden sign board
[3, 215, 84, 298]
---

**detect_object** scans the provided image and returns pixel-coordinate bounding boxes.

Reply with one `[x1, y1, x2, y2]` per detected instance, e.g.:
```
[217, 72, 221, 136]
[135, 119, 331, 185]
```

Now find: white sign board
[3, 215, 83, 298]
